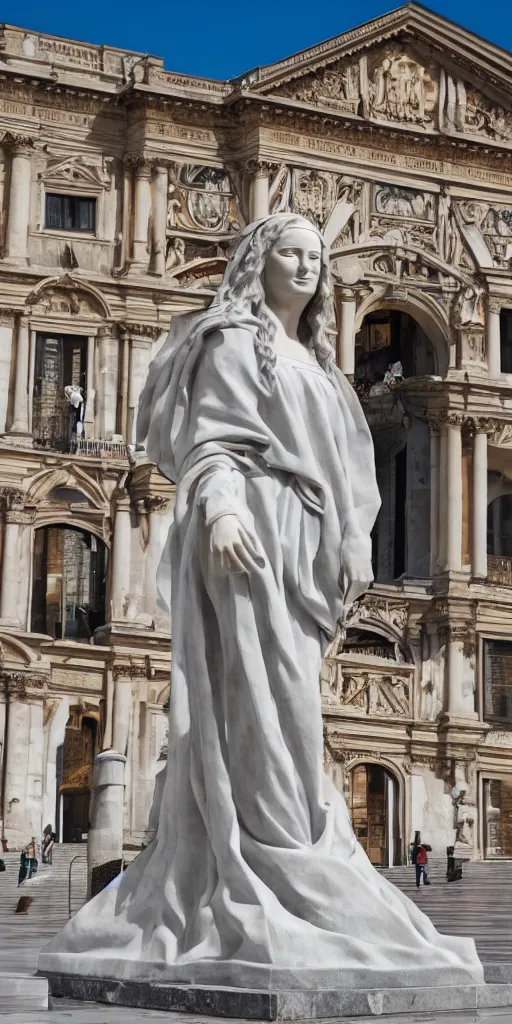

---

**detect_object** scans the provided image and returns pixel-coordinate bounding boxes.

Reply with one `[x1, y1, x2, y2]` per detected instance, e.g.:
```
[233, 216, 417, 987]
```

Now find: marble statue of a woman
[40, 214, 483, 1004]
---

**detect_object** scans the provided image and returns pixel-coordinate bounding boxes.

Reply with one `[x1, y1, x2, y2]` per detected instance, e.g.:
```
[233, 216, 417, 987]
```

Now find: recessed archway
[31, 524, 107, 640]
[355, 305, 439, 394]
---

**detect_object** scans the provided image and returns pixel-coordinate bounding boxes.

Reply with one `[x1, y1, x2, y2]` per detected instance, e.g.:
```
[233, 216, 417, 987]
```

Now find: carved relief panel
[322, 658, 413, 718]
[271, 60, 360, 115]
[363, 49, 438, 128]
[369, 183, 437, 253]
[167, 165, 241, 236]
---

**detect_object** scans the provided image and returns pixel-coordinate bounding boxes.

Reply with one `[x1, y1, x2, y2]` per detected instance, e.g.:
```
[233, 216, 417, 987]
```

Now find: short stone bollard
[87, 750, 126, 900]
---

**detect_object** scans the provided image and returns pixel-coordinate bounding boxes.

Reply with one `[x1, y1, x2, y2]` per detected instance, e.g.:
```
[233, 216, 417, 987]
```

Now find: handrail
[68, 853, 86, 919]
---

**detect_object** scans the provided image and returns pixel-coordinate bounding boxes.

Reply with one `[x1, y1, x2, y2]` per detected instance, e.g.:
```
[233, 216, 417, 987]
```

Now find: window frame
[44, 192, 97, 235]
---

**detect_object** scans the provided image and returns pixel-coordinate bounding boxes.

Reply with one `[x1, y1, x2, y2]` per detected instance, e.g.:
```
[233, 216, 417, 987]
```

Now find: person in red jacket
[412, 833, 432, 888]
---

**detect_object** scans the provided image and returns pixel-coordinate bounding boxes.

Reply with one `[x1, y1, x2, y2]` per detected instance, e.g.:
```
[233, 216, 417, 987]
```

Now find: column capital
[125, 155, 153, 178]
[339, 286, 356, 302]
[243, 158, 278, 177]
[2, 132, 37, 156]
[113, 493, 131, 513]
[468, 416, 498, 436]
[0, 487, 24, 513]
[118, 321, 161, 342]
[488, 297, 502, 315]
[112, 662, 147, 682]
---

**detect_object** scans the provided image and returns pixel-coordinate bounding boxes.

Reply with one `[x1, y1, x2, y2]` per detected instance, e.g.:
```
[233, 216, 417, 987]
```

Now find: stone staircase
[380, 858, 512, 968]
[0, 844, 87, 1012]
[0, 843, 87, 926]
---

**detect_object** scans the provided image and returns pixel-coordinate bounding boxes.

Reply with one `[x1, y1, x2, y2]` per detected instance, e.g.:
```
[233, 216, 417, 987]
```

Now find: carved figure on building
[453, 285, 485, 328]
[291, 169, 335, 228]
[437, 188, 460, 264]
[165, 236, 186, 273]
[367, 51, 438, 127]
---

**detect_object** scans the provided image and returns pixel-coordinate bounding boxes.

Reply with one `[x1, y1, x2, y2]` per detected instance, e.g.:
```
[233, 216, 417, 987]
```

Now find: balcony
[487, 555, 512, 587]
[32, 435, 128, 460]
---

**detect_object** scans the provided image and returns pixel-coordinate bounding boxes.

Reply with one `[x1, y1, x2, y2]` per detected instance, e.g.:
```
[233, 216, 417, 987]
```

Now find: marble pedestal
[38, 955, 512, 1020]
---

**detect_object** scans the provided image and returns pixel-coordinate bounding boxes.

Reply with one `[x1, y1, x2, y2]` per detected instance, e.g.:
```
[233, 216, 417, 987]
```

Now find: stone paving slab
[2, 1003, 512, 1023]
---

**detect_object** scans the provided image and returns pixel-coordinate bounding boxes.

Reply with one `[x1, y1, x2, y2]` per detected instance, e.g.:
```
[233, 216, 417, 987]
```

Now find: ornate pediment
[40, 155, 112, 193]
[264, 40, 512, 147]
[26, 274, 111, 319]
[252, 5, 512, 149]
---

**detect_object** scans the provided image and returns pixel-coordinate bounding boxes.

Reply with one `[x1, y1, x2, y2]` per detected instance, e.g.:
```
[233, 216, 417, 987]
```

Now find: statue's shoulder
[204, 324, 256, 347]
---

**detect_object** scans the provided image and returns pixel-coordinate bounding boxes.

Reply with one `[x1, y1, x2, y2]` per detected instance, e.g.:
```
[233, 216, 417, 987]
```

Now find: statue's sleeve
[180, 327, 270, 526]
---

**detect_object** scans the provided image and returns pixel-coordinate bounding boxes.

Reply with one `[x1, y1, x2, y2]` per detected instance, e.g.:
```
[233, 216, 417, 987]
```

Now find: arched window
[31, 525, 107, 640]
[487, 495, 512, 558]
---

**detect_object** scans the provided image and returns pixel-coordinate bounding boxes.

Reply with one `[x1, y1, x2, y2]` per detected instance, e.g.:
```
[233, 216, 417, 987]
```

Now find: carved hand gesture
[209, 514, 265, 576]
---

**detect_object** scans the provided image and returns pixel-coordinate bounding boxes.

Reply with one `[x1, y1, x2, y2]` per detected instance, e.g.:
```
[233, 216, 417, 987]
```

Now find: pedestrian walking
[41, 825, 55, 865]
[18, 848, 29, 886]
[411, 832, 432, 888]
[26, 837, 38, 879]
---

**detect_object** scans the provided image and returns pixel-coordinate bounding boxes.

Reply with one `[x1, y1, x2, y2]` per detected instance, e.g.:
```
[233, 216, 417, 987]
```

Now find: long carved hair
[217, 214, 336, 390]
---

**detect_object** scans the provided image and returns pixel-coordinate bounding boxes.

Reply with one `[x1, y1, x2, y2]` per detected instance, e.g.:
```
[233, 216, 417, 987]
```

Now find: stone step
[0, 975, 48, 1011]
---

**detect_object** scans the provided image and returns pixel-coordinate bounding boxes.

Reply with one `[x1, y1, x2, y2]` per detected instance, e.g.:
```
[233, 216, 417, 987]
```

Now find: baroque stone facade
[1, 6, 512, 861]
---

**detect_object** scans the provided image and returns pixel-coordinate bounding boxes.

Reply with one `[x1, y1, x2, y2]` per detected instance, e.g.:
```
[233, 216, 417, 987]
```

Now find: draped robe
[40, 316, 483, 991]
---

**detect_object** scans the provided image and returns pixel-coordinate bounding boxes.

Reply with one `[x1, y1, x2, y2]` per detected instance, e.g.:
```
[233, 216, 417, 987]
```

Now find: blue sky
[4, 1, 512, 80]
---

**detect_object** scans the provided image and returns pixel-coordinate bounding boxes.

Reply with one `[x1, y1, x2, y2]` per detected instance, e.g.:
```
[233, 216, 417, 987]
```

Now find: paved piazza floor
[2, 1005, 512, 1023]
[3, 857, 512, 1022]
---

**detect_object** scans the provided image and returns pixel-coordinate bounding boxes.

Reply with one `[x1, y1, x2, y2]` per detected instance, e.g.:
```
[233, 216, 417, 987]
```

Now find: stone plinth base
[39, 972, 512, 1019]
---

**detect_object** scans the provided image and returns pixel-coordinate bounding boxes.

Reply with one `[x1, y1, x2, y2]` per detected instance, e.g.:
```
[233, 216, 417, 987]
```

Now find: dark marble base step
[41, 972, 512, 1020]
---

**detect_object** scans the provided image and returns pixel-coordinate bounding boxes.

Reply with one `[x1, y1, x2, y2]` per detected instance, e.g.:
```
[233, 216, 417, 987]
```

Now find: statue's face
[264, 226, 322, 307]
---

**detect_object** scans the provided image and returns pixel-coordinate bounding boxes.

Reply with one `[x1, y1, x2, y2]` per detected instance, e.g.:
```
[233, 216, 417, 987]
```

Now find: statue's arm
[186, 327, 269, 576]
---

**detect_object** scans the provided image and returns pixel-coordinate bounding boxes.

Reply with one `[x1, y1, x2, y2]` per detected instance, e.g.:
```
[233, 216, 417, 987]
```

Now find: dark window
[45, 193, 96, 233]
[500, 310, 512, 374]
[32, 334, 87, 450]
[487, 495, 512, 557]
[484, 639, 512, 723]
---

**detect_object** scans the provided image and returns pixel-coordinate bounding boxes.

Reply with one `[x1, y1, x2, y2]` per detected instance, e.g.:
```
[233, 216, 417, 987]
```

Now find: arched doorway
[57, 709, 99, 843]
[31, 525, 107, 640]
[347, 762, 400, 866]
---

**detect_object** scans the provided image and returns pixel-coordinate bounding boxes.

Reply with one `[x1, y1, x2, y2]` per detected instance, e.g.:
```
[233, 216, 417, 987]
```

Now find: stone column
[0, 497, 24, 624]
[128, 333, 153, 445]
[487, 298, 501, 380]
[84, 336, 95, 430]
[152, 164, 168, 276]
[249, 161, 270, 221]
[337, 288, 356, 377]
[110, 495, 132, 620]
[446, 416, 463, 572]
[1, 674, 47, 847]
[1, 679, 30, 846]
[102, 668, 114, 751]
[472, 424, 488, 579]
[10, 315, 30, 434]
[97, 326, 118, 440]
[445, 625, 476, 719]
[6, 139, 33, 263]
[429, 423, 440, 576]
[112, 669, 132, 756]
[120, 327, 130, 441]
[139, 700, 150, 776]
[132, 160, 152, 268]
[87, 750, 126, 898]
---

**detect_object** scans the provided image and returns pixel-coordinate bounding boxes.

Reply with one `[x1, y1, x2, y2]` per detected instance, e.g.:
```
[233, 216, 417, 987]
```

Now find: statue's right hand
[209, 514, 265, 576]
